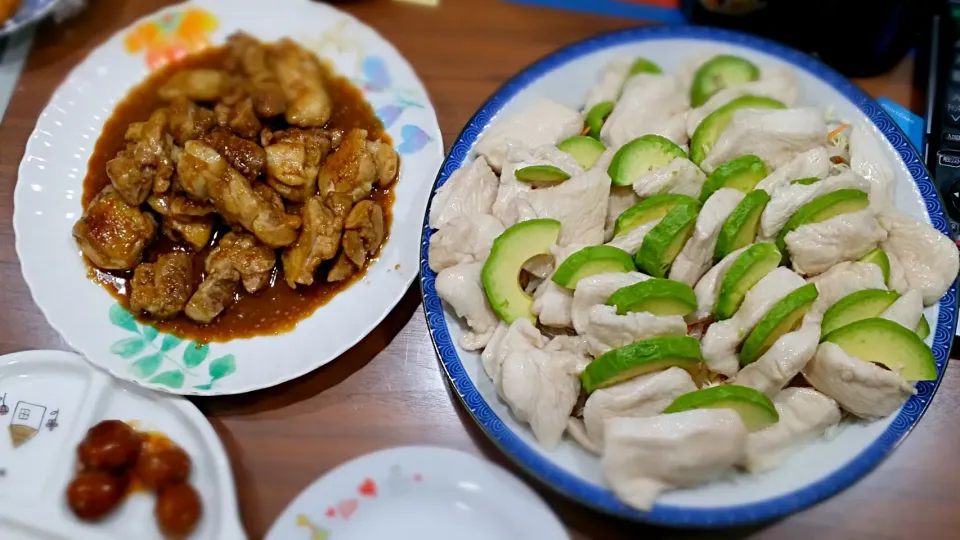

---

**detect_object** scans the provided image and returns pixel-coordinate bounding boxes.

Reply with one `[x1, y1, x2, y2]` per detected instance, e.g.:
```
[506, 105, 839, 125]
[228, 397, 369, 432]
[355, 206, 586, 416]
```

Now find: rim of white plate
[419, 25, 958, 527]
[14, 0, 444, 395]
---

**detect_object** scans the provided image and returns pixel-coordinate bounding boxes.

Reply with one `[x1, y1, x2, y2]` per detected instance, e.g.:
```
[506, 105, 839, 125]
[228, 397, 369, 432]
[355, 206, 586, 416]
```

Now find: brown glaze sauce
[82, 46, 394, 343]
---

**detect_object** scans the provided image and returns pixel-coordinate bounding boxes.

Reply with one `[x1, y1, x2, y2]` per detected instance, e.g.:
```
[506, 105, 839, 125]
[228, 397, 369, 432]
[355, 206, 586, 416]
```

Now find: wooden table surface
[1, 0, 956, 538]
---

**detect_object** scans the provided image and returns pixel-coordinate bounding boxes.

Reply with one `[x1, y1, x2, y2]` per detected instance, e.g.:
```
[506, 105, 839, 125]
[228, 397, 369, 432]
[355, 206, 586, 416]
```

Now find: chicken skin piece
[201, 128, 266, 181]
[167, 98, 216, 146]
[147, 191, 217, 250]
[270, 38, 332, 127]
[177, 140, 300, 247]
[343, 199, 385, 267]
[319, 128, 378, 202]
[129, 252, 195, 319]
[225, 32, 287, 118]
[158, 69, 231, 102]
[214, 94, 262, 140]
[263, 127, 335, 202]
[281, 194, 351, 288]
[184, 270, 238, 324]
[184, 232, 276, 323]
[206, 231, 276, 294]
[366, 140, 399, 187]
[73, 186, 157, 270]
[107, 108, 175, 204]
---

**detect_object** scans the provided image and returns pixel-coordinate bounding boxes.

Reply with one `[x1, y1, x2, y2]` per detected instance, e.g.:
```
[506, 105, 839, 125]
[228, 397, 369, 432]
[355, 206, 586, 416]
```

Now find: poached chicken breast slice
[435, 262, 499, 351]
[602, 409, 747, 511]
[428, 213, 505, 273]
[759, 167, 871, 241]
[879, 210, 960, 306]
[785, 209, 887, 277]
[688, 246, 747, 323]
[601, 74, 690, 148]
[581, 367, 697, 451]
[805, 261, 886, 324]
[685, 66, 798, 137]
[583, 306, 688, 357]
[735, 320, 820, 397]
[803, 342, 916, 419]
[744, 387, 841, 473]
[700, 108, 827, 174]
[428, 157, 499, 230]
[631, 158, 707, 199]
[474, 97, 583, 171]
[571, 272, 652, 335]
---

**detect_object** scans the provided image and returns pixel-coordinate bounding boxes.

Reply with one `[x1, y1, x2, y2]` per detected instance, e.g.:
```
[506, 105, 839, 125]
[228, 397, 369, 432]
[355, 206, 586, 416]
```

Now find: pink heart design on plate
[338, 498, 359, 520]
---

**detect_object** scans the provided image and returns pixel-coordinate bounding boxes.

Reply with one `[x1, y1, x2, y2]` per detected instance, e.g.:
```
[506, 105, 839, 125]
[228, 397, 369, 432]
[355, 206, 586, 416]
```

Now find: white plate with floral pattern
[14, 0, 443, 395]
[0, 349, 245, 539]
[265, 446, 568, 540]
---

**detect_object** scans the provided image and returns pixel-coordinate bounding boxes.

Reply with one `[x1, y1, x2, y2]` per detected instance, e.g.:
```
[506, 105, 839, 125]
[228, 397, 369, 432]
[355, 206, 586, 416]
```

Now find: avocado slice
[714, 189, 771, 261]
[627, 57, 663, 77]
[663, 385, 778, 432]
[823, 317, 937, 381]
[690, 55, 762, 107]
[715, 242, 781, 320]
[557, 136, 606, 169]
[514, 164, 571, 184]
[481, 219, 561, 324]
[916, 315, 931, 340]
[635, 203, 700, 278]
[740, 283, 819, 364]
[614, 194, 701, 237]
[776, 189, 870, 253]
[859, 248, 891, 285]
[690, 95, 786, 166]
[605, 278, 697, 316]
[699, 154, 769, 202]
[585, 101, 614, 139]
[790, 177, 820, 186]
[820, 288, 900, 337]
[551, 245, 636, 289]
[580, 336, 702, 393]
[607, 134, 688, 187]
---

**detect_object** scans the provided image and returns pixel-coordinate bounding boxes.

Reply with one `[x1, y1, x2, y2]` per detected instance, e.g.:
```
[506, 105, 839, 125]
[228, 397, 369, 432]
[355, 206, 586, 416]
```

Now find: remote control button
[945, 178, 960, 222]
[939, 151, 960, 167]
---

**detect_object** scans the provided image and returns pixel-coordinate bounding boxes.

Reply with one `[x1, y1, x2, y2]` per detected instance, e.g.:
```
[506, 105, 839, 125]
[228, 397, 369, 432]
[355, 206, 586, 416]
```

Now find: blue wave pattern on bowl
[419, 26, 958, 527]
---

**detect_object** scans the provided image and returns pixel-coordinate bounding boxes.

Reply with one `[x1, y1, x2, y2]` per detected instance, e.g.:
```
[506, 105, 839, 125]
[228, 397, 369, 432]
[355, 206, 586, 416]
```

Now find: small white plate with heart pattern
[265, 446, 568, 540]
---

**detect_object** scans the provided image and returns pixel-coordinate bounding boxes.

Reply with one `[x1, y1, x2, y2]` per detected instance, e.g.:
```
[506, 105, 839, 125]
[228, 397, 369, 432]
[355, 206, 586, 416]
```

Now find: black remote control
[925, 1, 960, 239]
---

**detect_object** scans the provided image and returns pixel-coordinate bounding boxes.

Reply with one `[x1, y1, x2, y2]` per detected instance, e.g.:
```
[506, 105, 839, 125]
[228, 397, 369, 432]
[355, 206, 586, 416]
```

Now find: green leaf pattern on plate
[106, 304, 237, 391]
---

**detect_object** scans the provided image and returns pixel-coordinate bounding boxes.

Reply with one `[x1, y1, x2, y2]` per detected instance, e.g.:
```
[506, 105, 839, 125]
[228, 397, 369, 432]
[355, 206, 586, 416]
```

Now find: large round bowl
[420, 26, 958, 527]
[15, 0, 443, 395]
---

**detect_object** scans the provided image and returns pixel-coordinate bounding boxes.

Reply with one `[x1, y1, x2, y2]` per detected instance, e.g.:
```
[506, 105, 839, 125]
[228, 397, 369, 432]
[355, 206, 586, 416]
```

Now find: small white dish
[14, 0, 444, 395]
[0, 350, 245, 539]
[265, 446, 568, 540]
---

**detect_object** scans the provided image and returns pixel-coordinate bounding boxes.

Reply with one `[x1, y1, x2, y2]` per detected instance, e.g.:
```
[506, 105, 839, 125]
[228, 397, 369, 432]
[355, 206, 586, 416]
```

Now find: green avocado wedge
[776, 189, 870, 253]
[715, 242, 781, 320]
[605, 278, 697, 316]
[514, 165, 571, 184]
[690, 95, 786, 165]
[580, 336, 703, 393]
[607, 135, 688, 187]
[635, 203, 700, 278]
[916, 315, 931, 340]
[481, 219, 561, 324]
[740, 283, 819, 365]
[690, 55, 761, 107]
[628, 57, 663, 76]
[557, 136, 606, 169]
[699, 155, 769, 202]
[822, 317, 937, 381]
[663, 385, 778, 432]
[585, 101, 614, 139]
[859, 248, 891, 285]
[820, 289, 900, 338]
[614, 194, 701, 237]
[790, 177, 821, 186]
[714, 189, 771, 261]
[551, 246, 636, 289]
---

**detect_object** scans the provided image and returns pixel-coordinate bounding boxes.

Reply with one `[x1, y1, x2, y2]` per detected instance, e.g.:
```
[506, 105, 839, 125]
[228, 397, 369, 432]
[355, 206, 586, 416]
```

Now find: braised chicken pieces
[74, 33, 398, 336]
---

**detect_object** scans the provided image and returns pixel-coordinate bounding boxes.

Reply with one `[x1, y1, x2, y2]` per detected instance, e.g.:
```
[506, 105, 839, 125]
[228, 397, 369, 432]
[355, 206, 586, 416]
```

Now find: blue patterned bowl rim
[418, 25, 959, 528]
